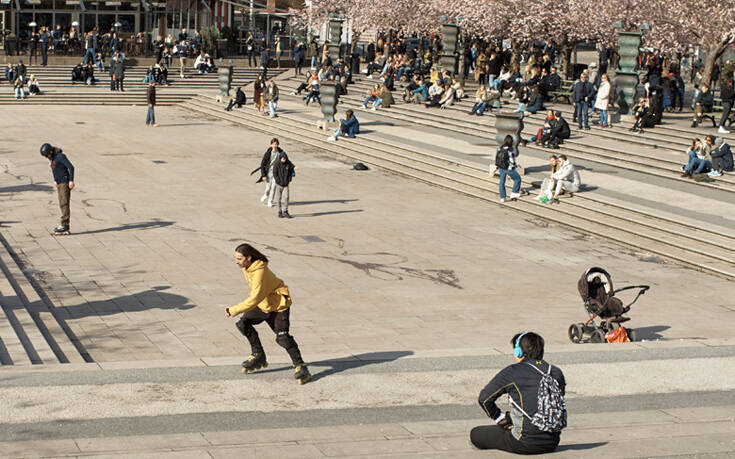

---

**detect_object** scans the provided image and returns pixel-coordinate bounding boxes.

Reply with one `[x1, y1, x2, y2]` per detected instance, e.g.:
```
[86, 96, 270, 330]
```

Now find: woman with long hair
[226, 243, 311, 384]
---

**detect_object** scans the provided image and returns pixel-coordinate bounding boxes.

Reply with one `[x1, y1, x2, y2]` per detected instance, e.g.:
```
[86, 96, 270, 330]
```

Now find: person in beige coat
[595, 74, 611, 127]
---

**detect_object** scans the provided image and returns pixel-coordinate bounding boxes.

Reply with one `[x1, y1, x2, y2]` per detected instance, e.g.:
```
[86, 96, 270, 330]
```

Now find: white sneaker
[500, 198, 506, 203]
[371, 106, 377, 111]
[360, 105, 367, 110]
[267, 201, 274, 208]
[708, 170, 722, 177]
[327, 136, 336, 141]
[366, 75, 373, 79]
[260, 194, 268, 202]
[718, 126, 730, 134]
[510, 192, 521, 199]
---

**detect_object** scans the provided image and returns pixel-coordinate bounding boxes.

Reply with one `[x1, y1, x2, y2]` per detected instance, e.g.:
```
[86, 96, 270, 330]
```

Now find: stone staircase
[0, 65, 276, 105]
[0, 234, 87, 365]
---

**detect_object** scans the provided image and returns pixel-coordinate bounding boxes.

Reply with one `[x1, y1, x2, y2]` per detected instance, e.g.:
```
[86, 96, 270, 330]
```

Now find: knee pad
[236, 319, 256, 337]
[275, 331, 295, 349]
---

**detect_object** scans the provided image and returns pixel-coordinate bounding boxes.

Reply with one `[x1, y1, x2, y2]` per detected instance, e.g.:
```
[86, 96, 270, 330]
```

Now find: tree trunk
[701, 38, 731, 87]
[458, 32, 467, 87]
[510, 40, 523, 68]
[559, 43, 574, 80]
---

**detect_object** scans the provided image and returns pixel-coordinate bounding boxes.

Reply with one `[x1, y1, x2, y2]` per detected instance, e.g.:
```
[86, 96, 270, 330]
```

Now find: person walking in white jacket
[551, 155, 581, 201]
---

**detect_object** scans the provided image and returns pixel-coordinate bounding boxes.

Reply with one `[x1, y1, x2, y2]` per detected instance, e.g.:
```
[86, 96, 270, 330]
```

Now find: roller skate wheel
[298, 375, 312, 385]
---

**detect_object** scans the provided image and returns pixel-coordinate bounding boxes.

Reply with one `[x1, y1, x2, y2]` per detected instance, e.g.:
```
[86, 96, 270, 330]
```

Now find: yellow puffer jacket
[227, 260, 292, 316]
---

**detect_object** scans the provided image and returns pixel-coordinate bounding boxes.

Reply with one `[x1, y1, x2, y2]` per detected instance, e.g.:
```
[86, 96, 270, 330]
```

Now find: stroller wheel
[627, 328, 637, 342]
[590, 329, 606, 343]
[568, 323, 584, 343]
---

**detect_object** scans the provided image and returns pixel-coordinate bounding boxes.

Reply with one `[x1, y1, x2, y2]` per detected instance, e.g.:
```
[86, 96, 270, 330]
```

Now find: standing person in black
[111, 51, 125, 91]
[40, 144, 75, 236]
[471, 332, 566, 454]
[717, 79, 734, 135]
[260, 46, 270, 79]
[146, 81, 157, 126]
[29, 30, 39, 65]
[40, 27, 49, 66]
[246, 33, 256, 67]
[293, 41, 305, 76]
[273, 151, 295, 218]
[572, 73, 594, 130]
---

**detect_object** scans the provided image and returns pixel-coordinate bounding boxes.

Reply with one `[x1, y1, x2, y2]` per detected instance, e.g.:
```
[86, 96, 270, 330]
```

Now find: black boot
[241, 351, 268, 374]
[294, 364, 312, 385]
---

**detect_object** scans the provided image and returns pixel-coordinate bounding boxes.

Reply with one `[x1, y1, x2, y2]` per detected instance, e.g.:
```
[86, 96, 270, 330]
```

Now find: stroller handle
[612, 285, 650, 295]
[613, 285, 650, 310]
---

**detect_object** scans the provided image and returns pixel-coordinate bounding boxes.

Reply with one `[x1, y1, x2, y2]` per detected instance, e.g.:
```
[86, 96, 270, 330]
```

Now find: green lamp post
[614, 21, 650, 114]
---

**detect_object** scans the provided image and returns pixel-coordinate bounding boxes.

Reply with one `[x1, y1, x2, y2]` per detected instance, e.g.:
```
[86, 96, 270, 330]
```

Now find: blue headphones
[514, 332, 528, 358]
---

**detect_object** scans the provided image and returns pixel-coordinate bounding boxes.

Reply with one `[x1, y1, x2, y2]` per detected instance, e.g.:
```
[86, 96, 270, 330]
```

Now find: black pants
[236, 307, 304, 366]
[719, 102, 732, 127]
[470, 426, 558, 454]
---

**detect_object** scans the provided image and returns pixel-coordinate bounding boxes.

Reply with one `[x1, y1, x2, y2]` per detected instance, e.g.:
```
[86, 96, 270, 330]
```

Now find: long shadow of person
[60, 285, 195, 320]
[555, 442, 608, 452]
[246, 351, 414, 382]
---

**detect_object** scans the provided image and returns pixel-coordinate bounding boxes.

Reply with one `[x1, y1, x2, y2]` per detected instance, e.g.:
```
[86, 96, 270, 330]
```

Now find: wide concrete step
[0, 236, 87, 365]
[181, 96, 735, 280]
[286, 77, 735, 193]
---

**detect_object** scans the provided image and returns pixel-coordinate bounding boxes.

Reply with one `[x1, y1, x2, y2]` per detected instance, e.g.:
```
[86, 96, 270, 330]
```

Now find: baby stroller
[568, 267, 649, 343]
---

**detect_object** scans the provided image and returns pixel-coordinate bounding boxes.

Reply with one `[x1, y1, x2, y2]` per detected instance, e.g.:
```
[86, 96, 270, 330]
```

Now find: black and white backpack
[510, 363, 567, 433]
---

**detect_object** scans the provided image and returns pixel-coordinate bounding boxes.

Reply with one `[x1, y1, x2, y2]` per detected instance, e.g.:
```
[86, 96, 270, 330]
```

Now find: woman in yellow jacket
[226, 243, 311, 384]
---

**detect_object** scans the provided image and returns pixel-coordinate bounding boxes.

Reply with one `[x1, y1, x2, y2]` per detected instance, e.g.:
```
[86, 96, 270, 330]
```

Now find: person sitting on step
[327, 109, 359, 141]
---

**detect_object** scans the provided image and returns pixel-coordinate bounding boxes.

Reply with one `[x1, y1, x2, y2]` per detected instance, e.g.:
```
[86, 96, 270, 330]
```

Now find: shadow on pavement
[555, 442, 608, 452]
[61, 285, 195, 319]
[309, 351, 415, 382]
[632, 325, 670, 340]
[0, 183, 54, 193]
[289, 199, 358, 206]
[296, 209, 363, 218]
[74, 220, 175, 235]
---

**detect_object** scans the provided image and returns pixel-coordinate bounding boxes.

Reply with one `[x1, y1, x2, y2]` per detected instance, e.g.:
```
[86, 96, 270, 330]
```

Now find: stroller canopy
[578, 267, 613, 304]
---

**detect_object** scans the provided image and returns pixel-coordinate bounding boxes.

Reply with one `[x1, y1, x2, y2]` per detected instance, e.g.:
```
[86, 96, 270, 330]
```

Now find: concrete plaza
[0, 104, 734, 457]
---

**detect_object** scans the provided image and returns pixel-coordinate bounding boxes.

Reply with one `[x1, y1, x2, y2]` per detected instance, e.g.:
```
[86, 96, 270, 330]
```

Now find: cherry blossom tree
[647, 0, 735, 84]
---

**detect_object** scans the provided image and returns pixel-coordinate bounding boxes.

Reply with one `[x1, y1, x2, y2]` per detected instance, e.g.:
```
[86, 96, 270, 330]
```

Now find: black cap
[40, 143, 53, 156]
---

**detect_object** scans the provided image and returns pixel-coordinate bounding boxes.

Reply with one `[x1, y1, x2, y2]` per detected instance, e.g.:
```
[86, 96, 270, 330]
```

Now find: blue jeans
[364, 96, 381, 108]
[685, 150, 712, 173]
[41, 43, 48, 65]
[599, 109, 608, 125]
[498, 168, 522, 199]
[14, 88, 25, 99]
[146, 106, 156, 125]
[577, 101, 589, 128]
[268, 101, 277, 116]
[82, 48, 95, 65]
[527, 106, 542, 114]
[311, 56, 317, 68]
[470, 102, 488, 115]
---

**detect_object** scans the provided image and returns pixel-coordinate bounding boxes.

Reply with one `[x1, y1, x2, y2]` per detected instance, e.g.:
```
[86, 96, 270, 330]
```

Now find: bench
[701, 101, 735, 127]
[548, 79, 574, 104]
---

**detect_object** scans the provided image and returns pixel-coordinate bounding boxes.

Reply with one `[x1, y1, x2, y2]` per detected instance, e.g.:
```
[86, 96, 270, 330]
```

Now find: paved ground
[1, 104, 734, 457]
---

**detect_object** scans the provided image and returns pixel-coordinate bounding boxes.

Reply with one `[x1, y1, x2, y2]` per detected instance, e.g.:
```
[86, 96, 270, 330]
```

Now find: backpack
[510, 363, 567, 433]
[495, 147, 509, 169]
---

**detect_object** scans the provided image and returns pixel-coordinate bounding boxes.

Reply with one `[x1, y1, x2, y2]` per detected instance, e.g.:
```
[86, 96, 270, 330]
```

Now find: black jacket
[712, 142, 734, 171]
[235, 88, 246, 105]
[720, 85, 735, 105]
[528, 92, 544, 109]
[49, 150, 75, 184]
[273, 158, 295, 187]
[572, 80, 594, 103]
[551, 117, 571, 139]
[479, 360, 566, 446]
[260, 146, 284, 178]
